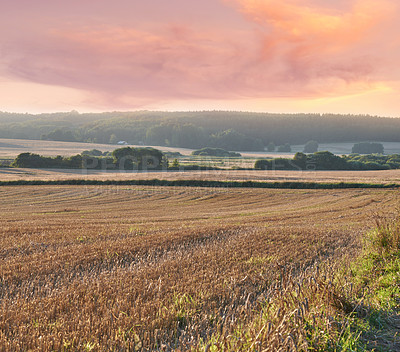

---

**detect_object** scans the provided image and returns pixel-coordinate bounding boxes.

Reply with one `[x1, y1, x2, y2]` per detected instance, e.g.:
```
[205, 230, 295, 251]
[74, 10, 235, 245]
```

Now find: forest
[1, 111, 400, 151]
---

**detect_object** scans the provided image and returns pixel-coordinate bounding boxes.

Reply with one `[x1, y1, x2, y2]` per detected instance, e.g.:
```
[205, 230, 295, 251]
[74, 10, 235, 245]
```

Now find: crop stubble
[0, 186, 398, 350]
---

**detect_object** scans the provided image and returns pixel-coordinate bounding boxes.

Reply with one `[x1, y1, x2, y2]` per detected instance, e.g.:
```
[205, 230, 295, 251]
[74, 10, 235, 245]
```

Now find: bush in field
[191, 148, 241, 157]
[254, 159, 271, 170]
[12, 153, 65, 168]
[12, 153, 46, 168]
[112, 147, 167, 170]
[81, 149, 104, 156]
[309, 151, 347, 170]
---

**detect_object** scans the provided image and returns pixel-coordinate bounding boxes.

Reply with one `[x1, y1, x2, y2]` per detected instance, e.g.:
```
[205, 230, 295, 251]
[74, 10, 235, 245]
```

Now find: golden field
[2, 167, 400, 185]
[0, 185, 398, 350]
[3, 138, 400, 159]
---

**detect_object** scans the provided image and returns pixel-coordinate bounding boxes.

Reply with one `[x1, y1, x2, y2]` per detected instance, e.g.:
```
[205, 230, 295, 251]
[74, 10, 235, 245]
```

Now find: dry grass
[0, 186, 398, 350]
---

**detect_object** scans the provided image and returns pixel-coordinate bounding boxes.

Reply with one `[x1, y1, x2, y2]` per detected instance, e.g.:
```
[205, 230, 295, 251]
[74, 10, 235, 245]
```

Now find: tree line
[12, 147, 168, 171]
[1, 111, 400, 151]
[9, 147, 400, 171]
[255, 152, 400, 171]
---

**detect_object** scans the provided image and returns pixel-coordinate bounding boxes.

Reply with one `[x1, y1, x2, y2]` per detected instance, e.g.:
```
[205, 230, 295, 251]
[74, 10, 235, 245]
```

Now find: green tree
[293, 152, 307, 169]
[81, 149, 103, 156]
[66, 154, 83, 168]
[254, 159, 271, 170]
[12, 153, 47, 168]
[112, 147, 167, 170]
[310, 151, 347, 170]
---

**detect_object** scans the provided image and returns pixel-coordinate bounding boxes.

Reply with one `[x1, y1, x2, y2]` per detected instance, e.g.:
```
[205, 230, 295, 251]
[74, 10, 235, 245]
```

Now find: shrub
[81, 149, 103, 156]
[254, 159, 271, 170]
[191, 148, 241, 157]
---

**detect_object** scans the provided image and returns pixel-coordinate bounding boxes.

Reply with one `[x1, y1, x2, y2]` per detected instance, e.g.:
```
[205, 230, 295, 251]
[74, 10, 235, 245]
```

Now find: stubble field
[2, 168, 400, 185]
[0, 185, 398, 350]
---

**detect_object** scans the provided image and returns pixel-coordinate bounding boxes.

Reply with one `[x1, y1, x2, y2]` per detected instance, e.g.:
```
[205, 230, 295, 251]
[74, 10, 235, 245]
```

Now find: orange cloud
[227, 0, 398, 94]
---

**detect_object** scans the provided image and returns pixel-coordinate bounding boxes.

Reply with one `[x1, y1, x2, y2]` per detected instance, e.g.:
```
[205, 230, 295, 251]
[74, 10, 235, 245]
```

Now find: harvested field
[0, 138, 196, 159]
[3, 138, 400, 159]
[0, 185, 398, 350]
[1, 167, 400, 185]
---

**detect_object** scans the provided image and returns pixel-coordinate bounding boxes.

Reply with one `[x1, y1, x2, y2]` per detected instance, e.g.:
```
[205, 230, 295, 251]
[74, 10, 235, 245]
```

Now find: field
[1, 167, 400, 185]
[3, 138, 400, 159]
[0, 185, 399, 350]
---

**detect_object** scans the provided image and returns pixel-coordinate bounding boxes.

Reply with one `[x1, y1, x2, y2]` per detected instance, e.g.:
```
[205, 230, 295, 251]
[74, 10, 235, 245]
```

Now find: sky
[1, 0, 400, 116]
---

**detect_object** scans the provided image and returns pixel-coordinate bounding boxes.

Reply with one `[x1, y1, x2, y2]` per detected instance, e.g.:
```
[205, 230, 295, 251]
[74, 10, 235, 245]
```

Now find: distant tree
[310, 151, 347, 170]
[112, 147, 167, 170]
[12, 153, 47, 168]
[267, 142, 276, 152]
[66, 154, 83, 168]
[109, 134, 118, 144]
[277, 143, 291, 152]
[293, 152, 307, 169]
[254, 159, 271, 170]
[352, 142, 384, 154]
[303, 140, 318, 153]
[12, 153, 67, 168]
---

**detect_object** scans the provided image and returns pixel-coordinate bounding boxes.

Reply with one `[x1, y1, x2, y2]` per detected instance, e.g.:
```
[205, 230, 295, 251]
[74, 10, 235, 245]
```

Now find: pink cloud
[1, 0, 399, 109]
[2, 21, 255, 102]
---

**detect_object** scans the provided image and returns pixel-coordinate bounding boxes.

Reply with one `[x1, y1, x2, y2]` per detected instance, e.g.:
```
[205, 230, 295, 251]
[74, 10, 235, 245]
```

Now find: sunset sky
[1, 0, 399, 116]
